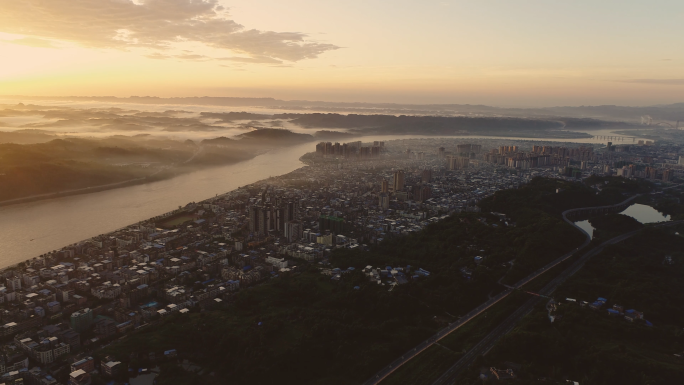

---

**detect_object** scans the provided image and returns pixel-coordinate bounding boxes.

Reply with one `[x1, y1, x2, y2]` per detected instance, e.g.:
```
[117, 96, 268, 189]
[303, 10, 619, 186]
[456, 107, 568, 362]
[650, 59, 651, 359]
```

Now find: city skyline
[1, 2, 683, 384]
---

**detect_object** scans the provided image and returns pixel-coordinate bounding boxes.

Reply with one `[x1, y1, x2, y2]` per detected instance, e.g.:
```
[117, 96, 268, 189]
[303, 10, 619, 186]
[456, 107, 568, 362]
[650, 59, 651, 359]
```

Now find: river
[0, 133, 627, 266]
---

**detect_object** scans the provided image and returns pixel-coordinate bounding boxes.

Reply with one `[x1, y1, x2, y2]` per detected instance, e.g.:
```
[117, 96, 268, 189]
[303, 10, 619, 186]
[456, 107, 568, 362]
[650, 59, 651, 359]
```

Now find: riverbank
[0, 133, 626, 265]
[0, 141, 315, 265]
[0, 146, 279, 208]
[0, 176, 152, 208]
[0, 131, 607, 209]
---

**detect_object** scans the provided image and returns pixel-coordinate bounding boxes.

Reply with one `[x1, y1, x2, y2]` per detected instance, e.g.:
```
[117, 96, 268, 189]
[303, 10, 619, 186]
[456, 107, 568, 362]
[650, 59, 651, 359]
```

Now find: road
[363, 195, 671, 385]
[430, 219, 683, 385]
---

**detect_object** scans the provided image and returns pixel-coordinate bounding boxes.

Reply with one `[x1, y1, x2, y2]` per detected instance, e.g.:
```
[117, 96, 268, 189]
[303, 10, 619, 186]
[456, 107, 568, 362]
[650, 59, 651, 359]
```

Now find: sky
[0, 0, 683, 107]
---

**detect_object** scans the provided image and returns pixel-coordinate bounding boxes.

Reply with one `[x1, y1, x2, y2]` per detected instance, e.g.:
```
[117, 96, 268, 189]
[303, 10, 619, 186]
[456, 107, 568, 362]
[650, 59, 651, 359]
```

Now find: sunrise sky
[0, 0, 683, 107]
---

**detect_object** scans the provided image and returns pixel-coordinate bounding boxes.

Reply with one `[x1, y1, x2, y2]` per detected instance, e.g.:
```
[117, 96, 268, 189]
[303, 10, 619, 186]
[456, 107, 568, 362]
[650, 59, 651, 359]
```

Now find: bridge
[562, 195, 639, 221]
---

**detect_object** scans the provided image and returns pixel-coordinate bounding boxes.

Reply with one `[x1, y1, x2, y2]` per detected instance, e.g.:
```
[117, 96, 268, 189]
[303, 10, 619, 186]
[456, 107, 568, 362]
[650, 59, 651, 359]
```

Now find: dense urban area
[0, 136, 683, 385]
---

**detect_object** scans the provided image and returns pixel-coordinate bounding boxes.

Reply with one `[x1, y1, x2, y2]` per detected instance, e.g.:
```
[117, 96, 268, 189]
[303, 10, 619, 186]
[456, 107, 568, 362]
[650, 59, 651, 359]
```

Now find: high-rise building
[628, 164, 637, 176]
[284, 201, 296, 223]
[381, 179, 389, 193]
[438, 147, 445, 158]
[359, 147, 371, 158]
[284, 221, 303, 242]
[421, 169, 432, 183]
[457, 144, 482, 154]
[379, 193, 390, 210]
[319, 215, 345, 234]
[258, 206, 272, 235]
[663, 169, 673, 182]
[412, 184, 432, 202]
[498, 146, 518, 154]
[70, 308, 94, 333]
[603, 164, 612, 176]
[447, 156, 469, 170]
[316, 142, 325, 156]
[274, 207, 284, 231]
[393, 170, 405, 191]
[6, 276, 21, 291]
[248, 206, 260, 234]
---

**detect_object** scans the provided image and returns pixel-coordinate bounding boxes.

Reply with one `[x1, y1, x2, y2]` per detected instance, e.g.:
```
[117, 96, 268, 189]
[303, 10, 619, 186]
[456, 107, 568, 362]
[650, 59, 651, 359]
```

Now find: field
[157, 214, 198, 228]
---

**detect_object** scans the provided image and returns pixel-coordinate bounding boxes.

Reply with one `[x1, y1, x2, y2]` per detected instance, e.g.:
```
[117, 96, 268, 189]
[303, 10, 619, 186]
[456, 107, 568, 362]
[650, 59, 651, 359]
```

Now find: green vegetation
[157, 213, 199, 228]
[235, 128, 313, 145]
[0, 129, 56, 144]
[381, 292, 530, 385]
[478, 178, 591, 283]
[0, 134, 265, 201]
[459, 226, 684, 385]
[98, 177, 666, 384]
[100, 177, 609, 384]
[481, 176, 651, 219]
[103, 268, 438, 385]
[382, 345, 457, 385]
[588, 213, 643, 242]
[287, 114, 567, 136]
[653, 185, 684, 220]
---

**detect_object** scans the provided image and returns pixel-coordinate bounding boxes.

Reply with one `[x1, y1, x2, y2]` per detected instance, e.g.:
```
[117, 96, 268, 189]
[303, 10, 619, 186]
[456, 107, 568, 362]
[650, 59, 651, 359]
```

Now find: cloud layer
[0, 0, 338, 62]
[619, 79, 684, 86]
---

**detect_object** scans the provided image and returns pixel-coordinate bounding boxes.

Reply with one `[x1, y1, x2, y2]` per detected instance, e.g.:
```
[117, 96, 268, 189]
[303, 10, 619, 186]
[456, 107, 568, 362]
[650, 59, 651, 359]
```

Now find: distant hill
[313, 130, 358, 140]
[288, 113, 568, 136]
[236, 128, 314, 144]
[6, 95, 683, 124]
[0, 130, 56, 144]
[200, 136, 236, 146]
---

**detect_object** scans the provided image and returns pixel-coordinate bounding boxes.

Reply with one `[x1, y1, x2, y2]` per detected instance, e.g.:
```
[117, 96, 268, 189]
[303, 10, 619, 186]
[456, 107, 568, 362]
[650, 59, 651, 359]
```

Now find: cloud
[145, 53, 170, 60]
[619, 79, 684, 85]
[0, 0, 339, 62]
[174, 53, 209, 61]
[219, 56, 283, 64]
[219, 65, 247, 71]
[3, 37, 57, 48]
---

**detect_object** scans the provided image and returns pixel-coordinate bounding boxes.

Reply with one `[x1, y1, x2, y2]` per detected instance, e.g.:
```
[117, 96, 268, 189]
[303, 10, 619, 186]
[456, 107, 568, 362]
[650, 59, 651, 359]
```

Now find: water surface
[619, 203, 670, 224]
[0, 133, 634, 266]
[573, 220, 595, 239]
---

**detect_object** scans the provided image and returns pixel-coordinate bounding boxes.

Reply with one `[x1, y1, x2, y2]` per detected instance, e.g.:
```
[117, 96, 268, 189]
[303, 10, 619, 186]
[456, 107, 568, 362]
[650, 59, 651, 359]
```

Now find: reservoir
[618, 203, 670, 224]
[573, 220, 595, 239]
[573, 203, 670, 239]
[0, 133, 627, 267]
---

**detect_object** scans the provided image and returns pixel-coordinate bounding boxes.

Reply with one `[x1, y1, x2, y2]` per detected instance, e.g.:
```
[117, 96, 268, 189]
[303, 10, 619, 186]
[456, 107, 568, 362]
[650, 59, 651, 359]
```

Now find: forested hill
[101, 179, 603, 384]
[470, 226, 684, 385]
[480, 176, 653, 218]
[288, 114, 565, 135]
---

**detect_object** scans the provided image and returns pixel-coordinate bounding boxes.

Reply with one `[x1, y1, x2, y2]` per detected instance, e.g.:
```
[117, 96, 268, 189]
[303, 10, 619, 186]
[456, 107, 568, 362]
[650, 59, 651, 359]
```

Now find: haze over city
[1, 1, 684, 385]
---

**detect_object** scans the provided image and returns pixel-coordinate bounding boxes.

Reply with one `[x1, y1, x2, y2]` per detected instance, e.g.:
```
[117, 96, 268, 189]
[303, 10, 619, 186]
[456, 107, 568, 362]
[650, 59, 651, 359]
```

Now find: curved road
[364, 194, 671, 385]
